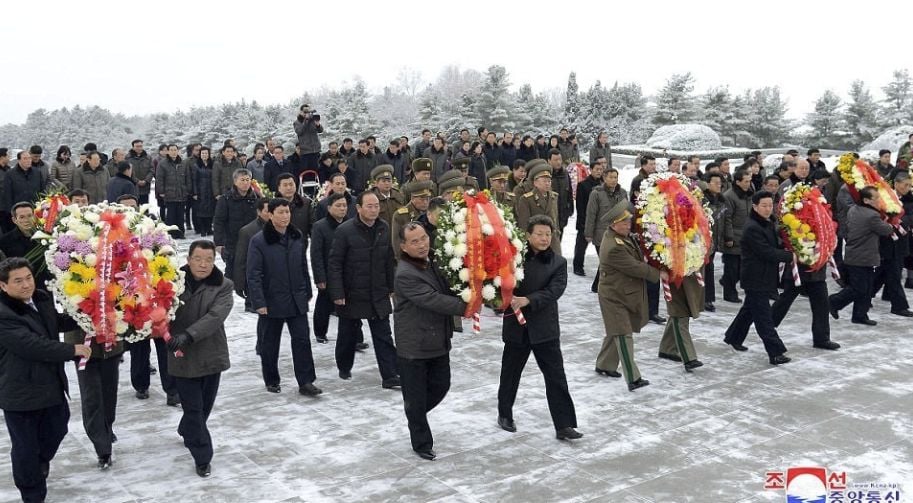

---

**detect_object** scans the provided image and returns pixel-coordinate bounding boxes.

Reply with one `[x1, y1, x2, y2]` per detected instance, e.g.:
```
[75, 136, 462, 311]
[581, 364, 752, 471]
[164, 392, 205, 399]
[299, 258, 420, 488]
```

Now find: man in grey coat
[71, 152, 110, 204]
[829, 187, 896, 325]
[393, 222, 467, 461]
[166, 240, 233, 478]
[293, 104, 324, 173]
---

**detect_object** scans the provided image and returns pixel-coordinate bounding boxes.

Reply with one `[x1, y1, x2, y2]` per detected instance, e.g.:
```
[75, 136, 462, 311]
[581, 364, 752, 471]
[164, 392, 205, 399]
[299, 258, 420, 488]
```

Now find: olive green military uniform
[438, 169, 467, 200]
[595, 201, 660, 386]
[659, 274, 703, 367]
[451, 157, 481, 191]
[515, 163, 561, 255]
[487, 165, 516, 208]
[369, 164, 405, 225]
[407, 158, 438, 197]
[392, 180, 433, 259]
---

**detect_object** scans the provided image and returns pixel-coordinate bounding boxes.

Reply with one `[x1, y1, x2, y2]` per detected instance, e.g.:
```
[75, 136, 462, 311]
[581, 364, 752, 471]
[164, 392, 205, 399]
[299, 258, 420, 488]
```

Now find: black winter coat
[483, 143, 502, 169]
[192, 161, 216, 218]
[739, 211, 793, 292]
[575, 175, 601, 231]
[347, 152, 377, 194]
[502, 248, 567, 344]
[379, 149, 408, 183]
[499, 143, 517, 171]
[106, 173, 137, 204]
[393, 256, 467, 359]
[552, 167, 575, 229]
[310, 216, 345, 286]
[314, 191, 356, 222]
[327, 217, 395, 319]
[167, 266, 233, 378]
[517, 144, 538, 162]
[247, 222, 312, 318]
[213, 187, 258, 250]
[3, 165, 48, 211]
[287, 194, 313, 242]
[0, 290, 78, 411]
[263, 158, 294, 193]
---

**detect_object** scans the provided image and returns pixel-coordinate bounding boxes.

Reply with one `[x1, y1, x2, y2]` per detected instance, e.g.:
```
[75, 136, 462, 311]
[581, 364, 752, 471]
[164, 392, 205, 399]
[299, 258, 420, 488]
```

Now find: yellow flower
[69, 262, 96, 280]
[799, 223, 811, 234]
[654, 244, 665, 253]
[807, 232, 816, 240]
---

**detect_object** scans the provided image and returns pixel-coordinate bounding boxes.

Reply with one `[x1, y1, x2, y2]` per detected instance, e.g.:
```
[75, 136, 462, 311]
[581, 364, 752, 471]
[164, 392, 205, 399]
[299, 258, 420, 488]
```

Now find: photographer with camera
[293, 104, 324, 173]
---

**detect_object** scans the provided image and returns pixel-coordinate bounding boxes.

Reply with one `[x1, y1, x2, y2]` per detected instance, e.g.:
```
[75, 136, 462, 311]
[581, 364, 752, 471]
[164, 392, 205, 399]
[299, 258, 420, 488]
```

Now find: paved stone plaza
[2, 230, 911, 503]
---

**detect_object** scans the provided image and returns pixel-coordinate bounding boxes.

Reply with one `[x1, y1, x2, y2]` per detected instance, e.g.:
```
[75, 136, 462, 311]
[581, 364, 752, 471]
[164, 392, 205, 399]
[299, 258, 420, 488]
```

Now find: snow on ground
[1, 218, 912, 502]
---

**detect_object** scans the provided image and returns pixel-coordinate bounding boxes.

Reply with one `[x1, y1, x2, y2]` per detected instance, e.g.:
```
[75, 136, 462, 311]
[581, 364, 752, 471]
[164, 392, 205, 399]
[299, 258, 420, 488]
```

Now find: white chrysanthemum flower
[142, 249, 155, 261]
[481, 284, 496, 301]
[458, 268, 470, 282]
[454, 223, 466, 234]
[445, 230, 456, 241]
[515, 268, 525, 282]
[159, 245, 175, 256]
[84, 212, 100, 223]
[481, 223, 495, 236]
[449, 257, 463, 271]
[115, 320, 128, 334]
[74, 226, 92, 242]
[453, 243, 468, 258]
[443, 242, 454, 255]
[84, 254, 97, 267]
[512, 238, 523, 250]
[459, 288, 472, 302]
[493, 276, 502, 287]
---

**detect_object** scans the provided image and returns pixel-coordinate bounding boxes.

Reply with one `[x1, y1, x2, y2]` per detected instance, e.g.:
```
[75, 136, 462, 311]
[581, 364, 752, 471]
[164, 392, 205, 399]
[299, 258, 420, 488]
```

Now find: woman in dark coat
[497, 215, 581, 440]
[517, 135, 538, 162]
[469, 142, 488, 185]
[192, 147, 216, 236]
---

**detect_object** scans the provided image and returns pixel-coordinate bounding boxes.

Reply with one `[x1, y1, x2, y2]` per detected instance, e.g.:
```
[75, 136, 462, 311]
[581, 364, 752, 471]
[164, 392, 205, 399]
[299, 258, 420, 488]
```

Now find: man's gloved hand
[167, 333, 193, 352]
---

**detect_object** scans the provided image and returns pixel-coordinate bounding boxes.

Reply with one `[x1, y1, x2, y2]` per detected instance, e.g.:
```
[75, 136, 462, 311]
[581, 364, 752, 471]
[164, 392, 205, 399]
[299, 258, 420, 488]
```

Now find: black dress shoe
[111, 432, 118, 443]
[355, 342, 369, 352]
[658, 352, 682, 362]
[556, 427, 583, 440]
[382, 376, 402, 389]
[727, 342, 749, 352]
[650, 315, 667, 324]
[315, 336, 329, 344]
[704, 302, 716, 312]
[829, 304, 840, 320]
[813, 341, 841, 350]
[149, 367, 156, 375]
[594, 368, 621, 378]
[628, 378, 650, 392]
[415, 449, 436, 461]
[573, 268, 586, 277]
[723, 295, 742, 303]
[135, 389, 149, 400]
[166, 393, 181, 407]
[684, 360, 703, 371]
[851, 318, 877, 326]
[891, 309, 913, 317]
[497, 416, 517, 432]
[769, 354, 791, 365]
[338, 370, 352, 380]
[97, 455, 112, 470]
[195, 463, 211, 477]
[265, 384, 281, 393]
[299, 383, 323, 396]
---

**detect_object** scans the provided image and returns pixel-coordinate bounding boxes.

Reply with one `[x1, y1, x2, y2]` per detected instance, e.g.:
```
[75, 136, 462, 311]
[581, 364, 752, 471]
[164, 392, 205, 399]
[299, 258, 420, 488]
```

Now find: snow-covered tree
[653, 73, 698, 126]
[881, 69, 912, 127]
[698, 86, 742, 144]
[745, 86, 791, 148]
[475, 65, 515, 133]
[844, 80, 880, 148]
[807, 89, 846, 148]
[563, 72, 580, 131]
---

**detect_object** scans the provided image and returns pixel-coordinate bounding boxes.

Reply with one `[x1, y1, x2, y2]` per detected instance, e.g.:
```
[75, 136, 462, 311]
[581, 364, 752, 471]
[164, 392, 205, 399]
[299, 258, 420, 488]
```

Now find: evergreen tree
[881, 69, 912, 127]
[475, 65, 515, 132]
[745, 87, 791, 148]
[844, 80, 879, 148]
[577, 80, 611, 146]
[807, 89, 845, 148]
[563, 72, 579, 130]
[653, 72, 698, 126]
[698, 86, 740, 143]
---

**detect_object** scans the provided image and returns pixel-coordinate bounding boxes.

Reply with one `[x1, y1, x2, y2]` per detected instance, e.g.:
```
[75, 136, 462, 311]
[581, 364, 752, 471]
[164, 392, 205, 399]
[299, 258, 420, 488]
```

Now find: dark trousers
[3, 402, 69, 503]
[138, 193, 149, 206]
[724, 290, 788, 358]
[156, 196, 166, 220]
[0, 211, 13, 234]
[397, 354, 451, 452]
[259, 315, 316, 387]
[195, 217, 213, 236]
[834, 236, 847, 278]
[771, 280, 831, 345]
[497, 335, 577, 430]
[705, 252, 716, 302]
[184, 198, 193, 229]
[647, 279, 659, 317]
[302, 152, 320, 171]
[75, 356, 120, 457]
[129, 338, 177, 395]
[873, 258, 909, 312]
[721, 253, 741, 298]
[572, 229, 590, 271]
[313, 289, 334, 340]
[220, 248, 235, 285]
[830, 264, 876, 321]
[590, 245, 601, 292]
[174, 373, 221, 466]
[336, 316, 398, 379]
[165, 201, 185, 238]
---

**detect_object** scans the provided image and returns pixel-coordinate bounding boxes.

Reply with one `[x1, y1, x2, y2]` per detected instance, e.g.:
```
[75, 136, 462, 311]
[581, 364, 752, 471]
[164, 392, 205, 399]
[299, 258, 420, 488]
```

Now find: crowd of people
[1, 105, 911, 501]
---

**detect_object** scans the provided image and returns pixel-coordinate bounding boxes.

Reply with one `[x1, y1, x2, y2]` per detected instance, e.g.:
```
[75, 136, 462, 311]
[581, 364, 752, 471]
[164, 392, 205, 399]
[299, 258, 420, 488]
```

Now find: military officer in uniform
[487, 165, 516, 208]
[369, 164, 405, 225]
[513, 159, 545, 197]
[392, 180, 433, 259]
[409, 158, 438, 196]
[515, 162, 561, 255]
[658, 273, 705, 371]
[595, 200, 664, 391]
[437, 170, 466, 201]
[450, 158, 481, 191]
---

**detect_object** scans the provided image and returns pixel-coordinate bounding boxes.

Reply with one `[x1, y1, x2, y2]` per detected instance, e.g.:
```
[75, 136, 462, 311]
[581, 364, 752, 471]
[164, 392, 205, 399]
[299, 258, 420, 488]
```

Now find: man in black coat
[327, 191, 399, 388]
[167, 241, 234, 478]
[0, 258, 90, 502]
[723, 191, 793, 365]
[276, 173, 313, 243]
[872, 172, 913, 317]
[213, 170, 258, 283]
[2, 152, 48, 213]
[572, 158, 604, 276]
[311, 193, 349, 344]
[393, 222, 467, 461]
[106, 161, 138, 203]
[546, 149, 575, 237]
[247, 199, 321, 396]
[497, 215, 582, 440]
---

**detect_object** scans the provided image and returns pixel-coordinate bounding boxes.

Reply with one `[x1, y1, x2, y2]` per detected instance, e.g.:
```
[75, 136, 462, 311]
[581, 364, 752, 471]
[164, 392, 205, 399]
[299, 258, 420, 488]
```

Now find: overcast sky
[2, 0, 910, 125]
